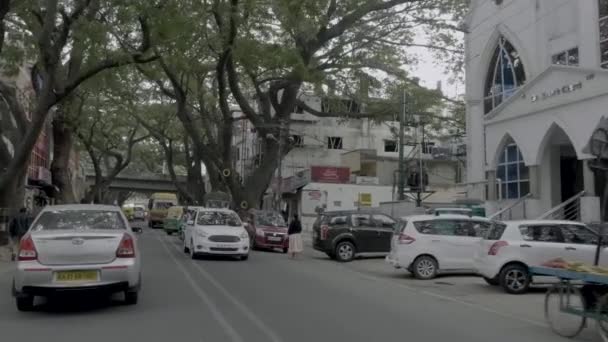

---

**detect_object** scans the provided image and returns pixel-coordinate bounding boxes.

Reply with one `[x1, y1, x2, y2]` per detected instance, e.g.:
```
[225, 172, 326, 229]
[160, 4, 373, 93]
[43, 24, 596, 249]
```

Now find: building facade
[465, 0, 608, 221]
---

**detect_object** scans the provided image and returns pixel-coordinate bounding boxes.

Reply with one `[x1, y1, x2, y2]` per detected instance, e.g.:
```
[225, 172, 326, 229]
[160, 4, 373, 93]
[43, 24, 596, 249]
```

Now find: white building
[465, 0, 608, 222]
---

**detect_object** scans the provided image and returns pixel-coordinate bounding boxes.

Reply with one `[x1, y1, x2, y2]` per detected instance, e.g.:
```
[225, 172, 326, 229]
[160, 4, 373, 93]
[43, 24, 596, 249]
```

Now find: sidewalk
[0, 244, 14, 275]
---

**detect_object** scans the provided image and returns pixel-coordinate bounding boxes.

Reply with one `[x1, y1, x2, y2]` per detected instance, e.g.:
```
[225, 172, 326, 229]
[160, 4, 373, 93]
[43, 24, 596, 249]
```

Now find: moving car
[474, 220, 605, 294]
[148, 193, 178, 228]
[312, 210, 397, 262]
[12, 204, 142, 311]
[183, 208, 249, 260]
[244, 210, 289, 253]
[133, 205, 146, 220]
[163, 206, 184, 235]
[386, 214, 496, 279]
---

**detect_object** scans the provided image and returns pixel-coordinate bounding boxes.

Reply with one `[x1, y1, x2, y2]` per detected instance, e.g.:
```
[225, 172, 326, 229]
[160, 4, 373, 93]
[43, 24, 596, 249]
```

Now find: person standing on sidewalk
[288, 214, 303, 259]
[9, 208, 31, 260]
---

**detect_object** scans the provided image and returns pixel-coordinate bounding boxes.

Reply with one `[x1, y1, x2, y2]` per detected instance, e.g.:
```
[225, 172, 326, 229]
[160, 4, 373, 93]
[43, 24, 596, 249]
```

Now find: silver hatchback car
[12, 205, 142, 311]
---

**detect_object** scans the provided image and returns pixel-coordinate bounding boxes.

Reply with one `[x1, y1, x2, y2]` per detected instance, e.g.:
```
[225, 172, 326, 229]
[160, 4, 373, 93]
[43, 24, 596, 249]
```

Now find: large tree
[0, 0, 157, 207]
[140, 0, 468, 209]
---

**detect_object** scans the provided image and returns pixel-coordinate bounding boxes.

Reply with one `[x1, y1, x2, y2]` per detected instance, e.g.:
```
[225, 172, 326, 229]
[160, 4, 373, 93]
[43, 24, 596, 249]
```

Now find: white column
[583, 159, 596, 196]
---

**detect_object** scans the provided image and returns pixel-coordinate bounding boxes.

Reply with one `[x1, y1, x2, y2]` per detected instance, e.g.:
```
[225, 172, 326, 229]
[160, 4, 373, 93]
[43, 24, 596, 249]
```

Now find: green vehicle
[163, 206, 184, 235]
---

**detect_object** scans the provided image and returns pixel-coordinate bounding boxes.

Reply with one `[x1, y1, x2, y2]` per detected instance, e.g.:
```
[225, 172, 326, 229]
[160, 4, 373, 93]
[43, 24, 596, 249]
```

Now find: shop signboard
[311, 166, 350, 183]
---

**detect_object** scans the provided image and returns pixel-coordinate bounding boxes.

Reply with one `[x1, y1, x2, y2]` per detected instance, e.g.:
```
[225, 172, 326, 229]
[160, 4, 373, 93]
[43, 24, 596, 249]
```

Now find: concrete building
[465, 0, 608, 221]
[233, 93, 466, 227]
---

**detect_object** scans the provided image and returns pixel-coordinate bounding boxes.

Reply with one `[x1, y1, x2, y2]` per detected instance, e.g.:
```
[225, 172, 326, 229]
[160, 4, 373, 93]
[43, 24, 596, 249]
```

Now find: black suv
[312, 210, 397, 262]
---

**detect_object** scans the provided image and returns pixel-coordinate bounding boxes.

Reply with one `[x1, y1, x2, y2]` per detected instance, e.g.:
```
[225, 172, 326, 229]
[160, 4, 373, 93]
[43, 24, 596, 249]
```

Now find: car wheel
[282, 248, 288, 254]
[500, 264, 531, 294]
[412, 256, 438, 280]
[183, 239, 190, 253]
[335, 241, 355, 262]
[124, 291, 138, 305]
[483, 277, 500, 286]
[190, 240, 197, 260]
[16, 295, 34, 312]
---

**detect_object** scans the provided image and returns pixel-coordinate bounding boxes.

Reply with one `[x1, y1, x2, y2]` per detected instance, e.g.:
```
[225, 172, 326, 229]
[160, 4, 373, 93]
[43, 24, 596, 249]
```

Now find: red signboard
[310, 166, 350, 183]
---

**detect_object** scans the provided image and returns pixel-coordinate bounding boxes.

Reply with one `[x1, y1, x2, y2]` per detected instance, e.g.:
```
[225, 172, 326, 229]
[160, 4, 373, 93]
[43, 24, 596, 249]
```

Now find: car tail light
[116, 234, 136, 258]
[320, 225, 329, 240]
[488, 241, 508, 255]
[18, 235, 37, 261]
[397, 233, 416, 245]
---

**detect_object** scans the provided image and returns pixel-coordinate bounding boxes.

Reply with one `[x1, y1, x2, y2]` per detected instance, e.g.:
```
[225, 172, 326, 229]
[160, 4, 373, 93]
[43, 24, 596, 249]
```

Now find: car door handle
[520, 244, 532, 248]
[565, 246, 577, 251]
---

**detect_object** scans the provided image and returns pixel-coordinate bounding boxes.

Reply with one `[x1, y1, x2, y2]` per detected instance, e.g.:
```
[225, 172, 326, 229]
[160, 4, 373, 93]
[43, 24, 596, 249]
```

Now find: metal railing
[537, 191, 586, 221]
[489, 193, 532, 221]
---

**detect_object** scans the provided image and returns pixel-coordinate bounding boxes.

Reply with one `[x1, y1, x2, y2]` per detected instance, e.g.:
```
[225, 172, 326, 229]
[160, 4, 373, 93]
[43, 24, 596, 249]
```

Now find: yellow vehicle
[163, 206, 184, 235]
[148, 193, 178, 228]
[122, 206, 135, 220]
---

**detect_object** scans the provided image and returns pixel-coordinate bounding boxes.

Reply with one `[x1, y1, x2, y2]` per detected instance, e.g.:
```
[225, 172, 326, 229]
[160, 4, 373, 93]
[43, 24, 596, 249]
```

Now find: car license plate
[55, 270, 99, 282]
[268, 236, 282, 242]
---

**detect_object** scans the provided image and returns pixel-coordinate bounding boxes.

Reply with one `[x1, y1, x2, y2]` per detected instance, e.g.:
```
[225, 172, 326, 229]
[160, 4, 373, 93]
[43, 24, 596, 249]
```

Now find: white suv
[474, 220, 604, 294]
[386, 214, 497, 279]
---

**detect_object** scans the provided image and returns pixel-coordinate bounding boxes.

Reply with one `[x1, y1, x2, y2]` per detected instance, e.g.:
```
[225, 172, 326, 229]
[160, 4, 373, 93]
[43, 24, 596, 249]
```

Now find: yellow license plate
[55, 271, 99, 282]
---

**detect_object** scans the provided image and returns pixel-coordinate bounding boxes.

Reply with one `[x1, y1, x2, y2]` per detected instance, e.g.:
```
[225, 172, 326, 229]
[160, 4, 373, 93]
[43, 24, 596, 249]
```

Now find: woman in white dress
[288, 215, 303, 258]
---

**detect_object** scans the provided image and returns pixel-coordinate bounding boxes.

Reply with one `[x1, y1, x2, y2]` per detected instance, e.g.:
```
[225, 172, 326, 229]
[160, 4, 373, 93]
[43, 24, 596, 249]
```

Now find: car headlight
[240, 232, 249, 239]
[256, 229, 265, 237]
[196, 230, 208, 238]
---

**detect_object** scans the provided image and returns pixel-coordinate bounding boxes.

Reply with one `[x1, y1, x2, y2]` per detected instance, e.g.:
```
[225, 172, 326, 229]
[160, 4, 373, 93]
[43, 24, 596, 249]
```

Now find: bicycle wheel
[596, 294, 608, 342]
[545, 285, 586, 338]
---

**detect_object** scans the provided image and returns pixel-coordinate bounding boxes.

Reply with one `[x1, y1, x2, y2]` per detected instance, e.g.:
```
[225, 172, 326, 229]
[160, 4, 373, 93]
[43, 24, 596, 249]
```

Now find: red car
[244, 210, 289, 253]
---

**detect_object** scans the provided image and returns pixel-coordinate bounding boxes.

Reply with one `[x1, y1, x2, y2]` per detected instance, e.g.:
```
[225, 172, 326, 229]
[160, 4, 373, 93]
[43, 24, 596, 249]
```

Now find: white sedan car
[474, 220, 604, 294]
[386, 214, 496, 279]
[13, 205, 142, 311]
[183, 208, 249, 260]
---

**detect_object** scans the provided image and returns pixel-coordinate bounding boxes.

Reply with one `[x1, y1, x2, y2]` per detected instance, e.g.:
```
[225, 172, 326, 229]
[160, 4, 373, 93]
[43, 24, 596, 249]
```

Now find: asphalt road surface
[0, 222, 592, 342]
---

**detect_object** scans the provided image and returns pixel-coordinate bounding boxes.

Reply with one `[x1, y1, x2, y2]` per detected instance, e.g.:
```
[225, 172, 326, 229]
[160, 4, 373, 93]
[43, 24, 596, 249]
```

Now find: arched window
[484, 37, 526, 113]
[496, 142, 529, 199]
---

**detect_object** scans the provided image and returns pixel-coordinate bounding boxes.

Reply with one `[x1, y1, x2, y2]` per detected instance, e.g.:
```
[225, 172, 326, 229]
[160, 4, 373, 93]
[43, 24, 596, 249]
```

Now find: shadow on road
[28, 293, 128, 314]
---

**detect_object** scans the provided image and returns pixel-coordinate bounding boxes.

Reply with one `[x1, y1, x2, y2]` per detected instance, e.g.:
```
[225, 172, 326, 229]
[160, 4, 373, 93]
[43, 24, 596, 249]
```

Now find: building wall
[465, 0, 607, 220]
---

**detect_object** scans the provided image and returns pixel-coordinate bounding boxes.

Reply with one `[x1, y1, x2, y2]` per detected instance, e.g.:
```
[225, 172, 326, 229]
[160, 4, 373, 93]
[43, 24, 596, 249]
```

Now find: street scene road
[0, 220, 589, 342]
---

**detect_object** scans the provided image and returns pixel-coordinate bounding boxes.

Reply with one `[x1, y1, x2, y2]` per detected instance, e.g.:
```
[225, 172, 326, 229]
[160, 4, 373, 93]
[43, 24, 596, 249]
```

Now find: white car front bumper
[192, 236, 249, 256]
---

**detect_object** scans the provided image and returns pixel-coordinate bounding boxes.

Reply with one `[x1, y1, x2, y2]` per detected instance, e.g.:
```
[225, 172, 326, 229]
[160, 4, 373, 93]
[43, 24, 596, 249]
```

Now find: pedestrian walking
[288, 214, 303, 259]
[8, 208, 31, 260]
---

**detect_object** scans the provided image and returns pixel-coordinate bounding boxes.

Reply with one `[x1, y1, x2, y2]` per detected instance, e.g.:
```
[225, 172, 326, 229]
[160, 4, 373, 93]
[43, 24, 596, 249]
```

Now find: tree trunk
[0, 166, 25, 209]
[50, 111, 76, 204]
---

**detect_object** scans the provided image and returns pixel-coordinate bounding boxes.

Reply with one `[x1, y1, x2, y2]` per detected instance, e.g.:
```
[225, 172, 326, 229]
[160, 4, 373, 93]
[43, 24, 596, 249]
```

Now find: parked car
[133, 205, 146, 220]
[183, 208, 249, 260]
[243, 210, 289, 253]
[386, 214, 496, 280]
[312, 210, 397, 262]
[163, 206, 184, 235]
[12, 204, 142, 311]
[474, 220, 605, 294]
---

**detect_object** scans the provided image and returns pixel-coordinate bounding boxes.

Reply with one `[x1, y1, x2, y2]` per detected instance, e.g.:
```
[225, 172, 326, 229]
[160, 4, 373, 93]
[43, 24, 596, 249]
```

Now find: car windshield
[254, 211, 286, 227]
[31, 210, 127, 231]
[197, 211, 241, 227]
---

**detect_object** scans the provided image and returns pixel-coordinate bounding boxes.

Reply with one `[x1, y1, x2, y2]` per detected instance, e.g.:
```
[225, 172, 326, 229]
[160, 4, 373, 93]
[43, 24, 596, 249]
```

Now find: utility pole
[398, 90, 407, 201]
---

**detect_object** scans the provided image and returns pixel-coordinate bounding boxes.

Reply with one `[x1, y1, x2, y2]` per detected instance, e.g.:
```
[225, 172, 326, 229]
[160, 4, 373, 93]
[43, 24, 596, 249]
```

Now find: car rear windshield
[154, 201, 174, 209]
[255, 211, 286, 227]
[31, 210, 127, 231]
[134, 207, 144, 212]
[197, 211, 241, 227]
[485, 222, 507, 240]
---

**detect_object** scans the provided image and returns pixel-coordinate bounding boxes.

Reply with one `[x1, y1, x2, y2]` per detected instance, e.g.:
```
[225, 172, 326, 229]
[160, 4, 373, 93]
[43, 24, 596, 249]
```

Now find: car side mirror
[132, 227, 143, 234]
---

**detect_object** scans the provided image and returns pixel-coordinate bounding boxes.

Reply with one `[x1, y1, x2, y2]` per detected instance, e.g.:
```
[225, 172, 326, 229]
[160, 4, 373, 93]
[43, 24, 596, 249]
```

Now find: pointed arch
[479, 25, 530, 114]
[492, 133, 529, 199]
[534, 122, 580, 165]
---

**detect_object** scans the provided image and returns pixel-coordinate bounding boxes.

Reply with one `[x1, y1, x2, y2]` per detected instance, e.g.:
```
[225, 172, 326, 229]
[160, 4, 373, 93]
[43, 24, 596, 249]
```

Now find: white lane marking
[307, 255, 548, 328]
[155, 233, 244, 342]
[165, 235, 284, 342]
